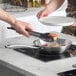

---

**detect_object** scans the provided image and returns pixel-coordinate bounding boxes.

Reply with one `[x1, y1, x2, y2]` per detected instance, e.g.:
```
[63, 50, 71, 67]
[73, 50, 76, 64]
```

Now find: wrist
[45, 6, 51, 14]
[10, 18, 17, 27]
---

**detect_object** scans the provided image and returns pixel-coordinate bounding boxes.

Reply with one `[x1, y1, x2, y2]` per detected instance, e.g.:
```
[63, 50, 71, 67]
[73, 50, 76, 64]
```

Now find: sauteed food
[33, 39, 65, 48]
[48, 33, 58, 41]
[33, 37, 71, 54]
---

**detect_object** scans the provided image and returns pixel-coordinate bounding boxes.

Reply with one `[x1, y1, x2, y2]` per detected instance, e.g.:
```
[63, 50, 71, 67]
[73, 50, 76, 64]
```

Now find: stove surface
[58, 69, 76, 76]
[13, 44, 76, 62]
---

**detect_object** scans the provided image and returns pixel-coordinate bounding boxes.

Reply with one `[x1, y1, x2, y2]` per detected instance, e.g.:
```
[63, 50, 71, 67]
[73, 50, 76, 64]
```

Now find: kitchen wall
[0, 0, 2, 3]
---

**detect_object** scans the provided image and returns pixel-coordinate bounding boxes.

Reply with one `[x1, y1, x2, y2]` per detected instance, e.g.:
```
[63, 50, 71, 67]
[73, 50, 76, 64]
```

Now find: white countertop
[0, 48, 76, 76]
[0, 32, 76, 76]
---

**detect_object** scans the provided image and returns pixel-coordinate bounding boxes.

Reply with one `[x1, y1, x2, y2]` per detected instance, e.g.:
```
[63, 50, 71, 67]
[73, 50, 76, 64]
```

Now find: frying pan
[6, 38, 71, 55]
[33, 38, 72, 54]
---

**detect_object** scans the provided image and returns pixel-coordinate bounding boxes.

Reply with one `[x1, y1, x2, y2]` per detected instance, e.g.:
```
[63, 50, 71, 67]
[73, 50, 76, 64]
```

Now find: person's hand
[70, 51, 76, 56]
[37, 7, 50, 19]
[12, 20, 33, 37]
[73, 20, 76, 27]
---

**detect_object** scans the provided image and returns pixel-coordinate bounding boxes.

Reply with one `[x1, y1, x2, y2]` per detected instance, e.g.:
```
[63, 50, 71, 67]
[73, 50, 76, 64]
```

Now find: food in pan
[33, 38, 66, 48]
[48, 42, 59, 47]
[33, 39, 48, 47]
[33, 38, 71, 54]
[48, 33, 58, 41]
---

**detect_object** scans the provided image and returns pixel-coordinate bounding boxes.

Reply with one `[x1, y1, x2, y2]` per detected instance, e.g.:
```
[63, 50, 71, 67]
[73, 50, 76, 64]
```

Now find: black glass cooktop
[13, 44, 76, 62]
[58, 69, 76, 76]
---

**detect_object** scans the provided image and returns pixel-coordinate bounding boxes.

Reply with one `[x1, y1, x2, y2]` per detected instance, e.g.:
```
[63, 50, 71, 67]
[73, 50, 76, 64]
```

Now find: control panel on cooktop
[58, 69, 76, 76]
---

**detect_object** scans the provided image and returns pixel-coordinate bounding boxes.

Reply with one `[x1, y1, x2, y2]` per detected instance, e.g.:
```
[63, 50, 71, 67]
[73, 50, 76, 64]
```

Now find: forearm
[0, 8, 16, 26]
[0, 9, 33, 37]
[46, 0, 65, 13]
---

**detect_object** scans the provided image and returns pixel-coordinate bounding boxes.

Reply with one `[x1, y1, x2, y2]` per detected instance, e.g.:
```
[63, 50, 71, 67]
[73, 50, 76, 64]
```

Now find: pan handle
[5, 45, 38, 49]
